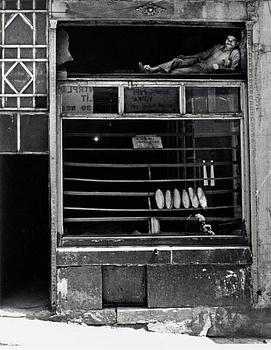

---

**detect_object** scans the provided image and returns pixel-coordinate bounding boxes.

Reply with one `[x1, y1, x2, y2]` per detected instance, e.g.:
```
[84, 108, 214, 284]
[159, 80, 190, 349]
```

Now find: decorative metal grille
[0, 0, 48, 110]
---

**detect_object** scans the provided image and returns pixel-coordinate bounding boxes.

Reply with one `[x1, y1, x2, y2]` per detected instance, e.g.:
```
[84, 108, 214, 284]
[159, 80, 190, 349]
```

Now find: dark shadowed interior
[0, 156, 49, 308]
[63, 25, 245, 75]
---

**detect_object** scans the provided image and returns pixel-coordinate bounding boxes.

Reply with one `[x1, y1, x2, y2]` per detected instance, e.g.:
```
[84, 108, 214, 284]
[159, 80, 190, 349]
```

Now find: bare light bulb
[93, 136, 100, 142]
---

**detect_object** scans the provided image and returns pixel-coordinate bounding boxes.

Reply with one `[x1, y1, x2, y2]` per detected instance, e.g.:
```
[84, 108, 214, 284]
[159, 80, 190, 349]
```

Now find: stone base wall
[56, 247, 252, 329]
[54, 306, 271, 338]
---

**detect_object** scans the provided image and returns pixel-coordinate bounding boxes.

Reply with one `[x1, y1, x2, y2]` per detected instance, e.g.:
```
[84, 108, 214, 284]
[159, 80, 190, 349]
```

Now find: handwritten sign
[132, 135, 163, 149]
[125, 87, 179, 113]
[61, 85, 93, 113]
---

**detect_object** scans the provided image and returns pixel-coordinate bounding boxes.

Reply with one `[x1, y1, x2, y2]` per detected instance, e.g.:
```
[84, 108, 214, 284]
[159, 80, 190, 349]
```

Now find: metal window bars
[58, 79, 247, 242]
[0, 0, 48, 110]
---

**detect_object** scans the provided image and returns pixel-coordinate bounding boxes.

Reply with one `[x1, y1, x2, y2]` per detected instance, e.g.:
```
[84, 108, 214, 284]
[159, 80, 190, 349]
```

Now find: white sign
[132, 135, 163, 149]
[61, 85, 94, 113]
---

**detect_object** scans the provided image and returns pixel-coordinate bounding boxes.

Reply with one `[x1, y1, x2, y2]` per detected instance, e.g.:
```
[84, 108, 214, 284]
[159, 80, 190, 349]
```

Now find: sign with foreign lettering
[124, 87, 179, 113]
[132, 135, 163, 149]
[61, 85, 94, 113]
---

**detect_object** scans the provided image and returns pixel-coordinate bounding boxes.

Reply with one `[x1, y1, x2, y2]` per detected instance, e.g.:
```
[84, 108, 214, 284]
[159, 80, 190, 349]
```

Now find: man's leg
[139, 60, 174, 73]
[159, 57, 199, 73]
[139, 57, 199, 73]
[170, 63, 208, 75]
[170, 66, 199, 74]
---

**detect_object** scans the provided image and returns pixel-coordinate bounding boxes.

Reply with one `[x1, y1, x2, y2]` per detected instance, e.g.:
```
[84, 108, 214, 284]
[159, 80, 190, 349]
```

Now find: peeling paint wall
[50, 0, 249, 21]
[249, 1, 271, 307]
[57, 267, 103, 312]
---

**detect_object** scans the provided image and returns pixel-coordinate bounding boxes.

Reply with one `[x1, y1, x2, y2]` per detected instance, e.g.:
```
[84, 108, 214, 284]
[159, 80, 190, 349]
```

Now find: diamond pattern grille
[6, 63, 32, 93]
[0, 0, 48, 110]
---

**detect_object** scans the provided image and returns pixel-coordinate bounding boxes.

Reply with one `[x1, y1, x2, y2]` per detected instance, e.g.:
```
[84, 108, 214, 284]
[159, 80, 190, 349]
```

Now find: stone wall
[249, 1, 271, 307]
[50, 0, 248, 21]
[56, 247, 251, 316]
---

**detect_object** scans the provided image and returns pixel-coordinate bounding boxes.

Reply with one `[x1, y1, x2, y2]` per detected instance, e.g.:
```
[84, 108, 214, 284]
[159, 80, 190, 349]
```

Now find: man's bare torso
[203, 46, 232, 68]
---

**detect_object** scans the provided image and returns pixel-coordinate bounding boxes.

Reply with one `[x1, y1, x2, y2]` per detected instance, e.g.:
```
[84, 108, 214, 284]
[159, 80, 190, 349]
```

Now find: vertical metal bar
[180, 83, 186, 114]
[240, 118, 246, 220]
[179, 85, 182, 114]
[181, 85, 187, 187]
[17, 113, 20, 152]
[240, 82, 250, 229]
[58, 86, 64, 242]
[147, 166, 152, 234]
[231, 121, 239, 218]
[17, 47, 20, 109]
[182, 121, 187, 188]
[192, 122, 196, 189]
[176, 120, 180, 179]
[246, 21, 258, 304]
[45, 0, 49, 109]
[118, 85, 124, 114]
[2, 11, 5, 108]
[48, 18, 58, 311]
[33, 10, 36, 108]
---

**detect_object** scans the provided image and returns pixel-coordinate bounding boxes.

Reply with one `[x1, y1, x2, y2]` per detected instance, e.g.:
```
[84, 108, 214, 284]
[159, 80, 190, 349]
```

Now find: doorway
[0, 155, 50, 309]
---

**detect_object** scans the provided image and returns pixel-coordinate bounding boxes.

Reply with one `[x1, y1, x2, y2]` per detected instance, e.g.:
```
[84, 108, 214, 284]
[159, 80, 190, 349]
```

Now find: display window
[57, 79, 248, 246]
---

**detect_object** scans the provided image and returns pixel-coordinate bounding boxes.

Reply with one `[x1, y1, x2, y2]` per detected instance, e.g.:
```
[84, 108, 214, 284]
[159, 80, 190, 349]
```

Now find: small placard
[125, 87, 179, 113]
[132, 135, 163, 149]
[61, 85, 94, 113]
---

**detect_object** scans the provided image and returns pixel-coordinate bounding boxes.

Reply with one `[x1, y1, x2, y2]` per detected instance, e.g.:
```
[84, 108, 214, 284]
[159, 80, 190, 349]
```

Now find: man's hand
[213, 63, 219, 70]
[224, 58, 231, 67]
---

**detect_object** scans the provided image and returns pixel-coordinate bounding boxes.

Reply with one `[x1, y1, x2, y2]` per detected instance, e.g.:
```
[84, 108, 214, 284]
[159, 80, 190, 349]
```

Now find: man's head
[224, 35, 239, 51]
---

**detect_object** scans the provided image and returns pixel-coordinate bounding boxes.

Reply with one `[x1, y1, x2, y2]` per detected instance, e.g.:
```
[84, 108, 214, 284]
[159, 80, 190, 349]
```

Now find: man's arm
[229, 49, 241, 70]
[176, 45, 217, 60]
[214, 49, 241, 71]
[197, 45, 219, 60]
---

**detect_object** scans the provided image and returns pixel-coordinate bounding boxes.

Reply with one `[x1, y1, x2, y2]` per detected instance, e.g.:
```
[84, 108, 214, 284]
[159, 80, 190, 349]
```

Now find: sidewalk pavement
[0, 312, 270, 350]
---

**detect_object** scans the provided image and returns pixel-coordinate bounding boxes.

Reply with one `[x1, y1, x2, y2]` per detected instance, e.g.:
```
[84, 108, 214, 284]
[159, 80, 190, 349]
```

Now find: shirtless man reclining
[139, 35, 240, 74]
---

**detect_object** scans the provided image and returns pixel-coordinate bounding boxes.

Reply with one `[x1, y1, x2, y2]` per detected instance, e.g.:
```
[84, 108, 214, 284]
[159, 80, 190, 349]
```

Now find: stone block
[57, 247, 171, 266]
[176, 1, 247, 21]
[83, 309, 116, 325]
[103, 266, 146, 306]
[147, 265, 250, 308]
[52, 0, 174, 19]
[117, 307, 193, 324]
[57, 266, 102, 312]
[117, 306, 271, 337]
[51, 0, 248, 21]
[172, 247, 252, 265]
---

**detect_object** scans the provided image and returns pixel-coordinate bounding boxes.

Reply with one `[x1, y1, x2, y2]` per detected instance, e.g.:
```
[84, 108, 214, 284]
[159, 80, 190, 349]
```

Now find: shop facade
[1, 0, 271, 334]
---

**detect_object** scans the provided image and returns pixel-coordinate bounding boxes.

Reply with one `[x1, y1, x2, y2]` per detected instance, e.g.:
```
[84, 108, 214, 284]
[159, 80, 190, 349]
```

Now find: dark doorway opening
[0, 155, 50, 309]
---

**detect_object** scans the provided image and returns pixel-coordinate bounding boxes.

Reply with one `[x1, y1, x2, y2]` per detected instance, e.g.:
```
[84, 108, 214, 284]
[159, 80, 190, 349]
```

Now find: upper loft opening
[57, 24, 246, 78]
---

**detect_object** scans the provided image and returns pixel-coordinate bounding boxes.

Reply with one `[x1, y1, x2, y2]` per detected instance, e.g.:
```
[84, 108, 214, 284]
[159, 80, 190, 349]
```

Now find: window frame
[56, 77, 249, 246]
